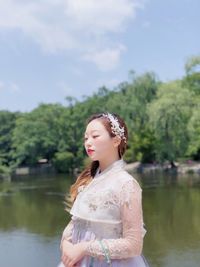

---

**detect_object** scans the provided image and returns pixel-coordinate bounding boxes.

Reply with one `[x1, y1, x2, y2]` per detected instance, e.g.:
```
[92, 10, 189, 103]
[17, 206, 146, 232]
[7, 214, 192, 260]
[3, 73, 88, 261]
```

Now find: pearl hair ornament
[102, 113, 127, 143]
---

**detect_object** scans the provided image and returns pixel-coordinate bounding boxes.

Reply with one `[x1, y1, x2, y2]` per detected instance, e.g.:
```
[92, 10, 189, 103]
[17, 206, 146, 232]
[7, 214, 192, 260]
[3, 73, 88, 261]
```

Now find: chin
[88, 155, 98, 161]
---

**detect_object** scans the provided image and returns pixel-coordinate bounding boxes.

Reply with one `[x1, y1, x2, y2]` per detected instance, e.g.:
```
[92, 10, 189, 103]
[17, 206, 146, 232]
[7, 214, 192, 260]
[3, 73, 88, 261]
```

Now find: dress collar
[94, 158, 126, 179]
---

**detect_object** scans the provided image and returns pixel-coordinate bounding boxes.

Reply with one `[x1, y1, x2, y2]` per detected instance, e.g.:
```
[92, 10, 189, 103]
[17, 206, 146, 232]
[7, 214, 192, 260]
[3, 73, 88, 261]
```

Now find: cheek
[95, 136, 113, 149]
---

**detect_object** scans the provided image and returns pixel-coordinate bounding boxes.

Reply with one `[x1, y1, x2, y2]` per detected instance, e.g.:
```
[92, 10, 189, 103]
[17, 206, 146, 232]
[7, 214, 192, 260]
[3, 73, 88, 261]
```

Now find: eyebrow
[84, 130, 100, 136]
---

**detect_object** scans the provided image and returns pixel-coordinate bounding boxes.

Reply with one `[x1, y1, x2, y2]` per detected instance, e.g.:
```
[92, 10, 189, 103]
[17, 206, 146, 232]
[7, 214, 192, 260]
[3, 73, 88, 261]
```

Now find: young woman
[59, 112, 150, 267]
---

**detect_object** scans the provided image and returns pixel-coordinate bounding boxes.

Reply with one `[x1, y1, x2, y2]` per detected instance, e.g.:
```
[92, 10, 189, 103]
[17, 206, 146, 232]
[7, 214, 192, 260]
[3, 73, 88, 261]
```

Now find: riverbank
[1, 160, 200, 182]
[125, 161, 200, 175]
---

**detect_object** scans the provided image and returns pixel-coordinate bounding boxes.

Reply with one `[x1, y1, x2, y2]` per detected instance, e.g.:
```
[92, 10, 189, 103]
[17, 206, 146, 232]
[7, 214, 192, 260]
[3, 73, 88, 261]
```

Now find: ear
[113, 136, 121, 147]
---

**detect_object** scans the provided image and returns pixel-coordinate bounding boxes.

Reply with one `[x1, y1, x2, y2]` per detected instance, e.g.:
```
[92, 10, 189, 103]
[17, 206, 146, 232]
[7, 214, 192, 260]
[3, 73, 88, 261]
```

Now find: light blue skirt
[58, 221, 150, 267]
[58, 255, 149, 267]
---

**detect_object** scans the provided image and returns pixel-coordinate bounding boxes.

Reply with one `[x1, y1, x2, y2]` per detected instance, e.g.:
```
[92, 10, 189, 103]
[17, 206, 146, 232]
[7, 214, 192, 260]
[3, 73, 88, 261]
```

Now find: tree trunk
[170, 161, 177, 169]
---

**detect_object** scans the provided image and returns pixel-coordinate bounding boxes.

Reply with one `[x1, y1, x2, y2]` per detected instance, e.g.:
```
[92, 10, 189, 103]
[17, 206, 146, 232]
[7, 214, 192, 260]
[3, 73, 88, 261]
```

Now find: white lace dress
[59, 159, 150, 267]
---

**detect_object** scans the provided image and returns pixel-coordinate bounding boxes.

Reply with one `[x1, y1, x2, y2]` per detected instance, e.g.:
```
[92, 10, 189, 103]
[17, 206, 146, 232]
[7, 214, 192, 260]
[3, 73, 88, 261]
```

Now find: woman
[59, 112, 149, 267]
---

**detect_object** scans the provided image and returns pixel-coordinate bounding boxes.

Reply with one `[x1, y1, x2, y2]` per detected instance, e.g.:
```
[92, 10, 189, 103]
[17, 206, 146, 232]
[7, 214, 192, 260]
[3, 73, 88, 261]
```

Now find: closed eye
[84, 135, 99, 141]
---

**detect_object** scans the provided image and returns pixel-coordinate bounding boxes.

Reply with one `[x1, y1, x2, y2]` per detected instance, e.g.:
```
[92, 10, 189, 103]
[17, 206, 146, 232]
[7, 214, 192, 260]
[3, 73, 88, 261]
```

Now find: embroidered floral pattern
[85, 190, 119, 213]
[86, 179, 145, 259]
[63, 159, 146, 261]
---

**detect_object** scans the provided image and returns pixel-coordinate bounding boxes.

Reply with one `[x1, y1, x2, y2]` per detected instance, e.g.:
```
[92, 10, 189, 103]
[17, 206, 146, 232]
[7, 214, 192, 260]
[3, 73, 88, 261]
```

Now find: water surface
[0, 172, 200, 267]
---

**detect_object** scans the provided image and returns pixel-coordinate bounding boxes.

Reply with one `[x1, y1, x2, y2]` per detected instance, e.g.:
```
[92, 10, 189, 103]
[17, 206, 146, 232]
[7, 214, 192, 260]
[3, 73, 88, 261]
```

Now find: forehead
[85, 119, 106, 134]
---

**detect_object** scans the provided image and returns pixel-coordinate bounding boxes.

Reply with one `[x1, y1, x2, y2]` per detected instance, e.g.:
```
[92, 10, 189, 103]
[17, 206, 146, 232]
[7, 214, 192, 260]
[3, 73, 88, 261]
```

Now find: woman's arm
[85, 179, 144, 259]
[60, 219, 74, 250]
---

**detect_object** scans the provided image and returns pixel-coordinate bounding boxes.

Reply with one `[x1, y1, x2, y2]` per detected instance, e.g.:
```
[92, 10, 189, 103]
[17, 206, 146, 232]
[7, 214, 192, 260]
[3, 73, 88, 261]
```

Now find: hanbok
[59, 159, 150, 267]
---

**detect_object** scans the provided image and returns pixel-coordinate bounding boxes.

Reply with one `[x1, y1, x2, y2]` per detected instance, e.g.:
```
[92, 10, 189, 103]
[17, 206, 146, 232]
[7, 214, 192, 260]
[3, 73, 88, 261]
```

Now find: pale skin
[61, 118, 121, 267]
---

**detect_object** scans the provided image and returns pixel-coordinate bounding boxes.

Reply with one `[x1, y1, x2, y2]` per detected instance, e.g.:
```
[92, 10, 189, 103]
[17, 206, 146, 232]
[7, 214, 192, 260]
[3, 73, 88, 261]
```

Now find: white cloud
[0, 0, 145, 68]
[0, 81, 5, 91]
[57, 81, 73, 95]
[9, 82, 20, 93]
[142, 21, 151, 28]
[0, 0, 76, 52]
[0, 80, 21, 93]
[64, 0, 140, 34]
[83, 45, 126, 71]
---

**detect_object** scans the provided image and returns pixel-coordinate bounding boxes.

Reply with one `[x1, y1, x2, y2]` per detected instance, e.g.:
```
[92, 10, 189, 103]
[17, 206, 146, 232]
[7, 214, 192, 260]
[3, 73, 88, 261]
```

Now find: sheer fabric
[60, 159, 149, 267]
[60, 220, 73, 248]
[86, 179, 144, 259]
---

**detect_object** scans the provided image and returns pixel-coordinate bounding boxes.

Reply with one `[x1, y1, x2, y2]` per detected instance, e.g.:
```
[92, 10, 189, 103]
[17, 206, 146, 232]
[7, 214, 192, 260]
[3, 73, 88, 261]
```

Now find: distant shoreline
[125, 161, 200, 175]
[1, 160, 200, 181]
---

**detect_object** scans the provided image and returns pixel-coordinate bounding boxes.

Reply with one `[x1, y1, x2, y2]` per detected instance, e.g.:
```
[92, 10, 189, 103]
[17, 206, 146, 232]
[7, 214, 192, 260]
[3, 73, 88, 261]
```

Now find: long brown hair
[70, 113, 128, 201]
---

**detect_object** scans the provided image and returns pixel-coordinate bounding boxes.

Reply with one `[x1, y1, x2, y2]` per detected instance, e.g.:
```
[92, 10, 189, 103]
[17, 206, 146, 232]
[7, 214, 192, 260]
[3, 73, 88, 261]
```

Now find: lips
[87, 149, 95, 155]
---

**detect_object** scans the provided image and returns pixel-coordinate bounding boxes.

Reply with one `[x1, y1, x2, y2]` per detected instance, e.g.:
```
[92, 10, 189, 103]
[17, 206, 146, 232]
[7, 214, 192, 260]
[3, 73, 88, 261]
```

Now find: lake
[0, 172, 200, 267]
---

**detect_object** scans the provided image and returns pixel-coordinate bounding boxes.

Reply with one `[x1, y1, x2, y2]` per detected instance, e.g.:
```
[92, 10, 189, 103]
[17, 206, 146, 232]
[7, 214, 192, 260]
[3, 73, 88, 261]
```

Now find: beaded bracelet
[89, 256, 94, 267]
[98, 240, 111, 265]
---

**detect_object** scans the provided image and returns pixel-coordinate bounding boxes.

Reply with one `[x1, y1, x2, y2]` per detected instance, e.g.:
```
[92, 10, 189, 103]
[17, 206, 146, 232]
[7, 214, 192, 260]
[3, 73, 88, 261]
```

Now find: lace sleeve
[60, 220, 73, 249]
[86, 179, 144, 259]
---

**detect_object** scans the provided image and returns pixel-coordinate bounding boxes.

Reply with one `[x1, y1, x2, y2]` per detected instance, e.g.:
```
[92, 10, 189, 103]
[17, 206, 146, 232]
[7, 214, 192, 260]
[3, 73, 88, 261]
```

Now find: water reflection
[0, 230, 60, 267]
[134, 172, 200, 267]
[0, 173, 200, 267]
[0, 176, 71, 236]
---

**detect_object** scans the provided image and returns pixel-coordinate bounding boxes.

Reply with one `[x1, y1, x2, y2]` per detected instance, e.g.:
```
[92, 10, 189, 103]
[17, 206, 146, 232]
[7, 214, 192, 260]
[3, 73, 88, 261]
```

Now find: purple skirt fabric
[58, 221, 150, 267]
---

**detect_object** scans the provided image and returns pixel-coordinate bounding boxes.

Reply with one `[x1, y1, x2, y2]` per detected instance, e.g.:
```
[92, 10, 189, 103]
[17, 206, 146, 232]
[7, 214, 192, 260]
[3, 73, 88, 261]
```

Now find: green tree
[106, 72, 158, 162]
[148, 81, 194, 166]
[126, 72, 158, 162]
[183, 55, 200, 94]
[11, 104, 67, 166]
[187, 103, 200, 159]
[52, 151, 74, 173]
[2, 59, 200, 173]
[0, 111, 19, 169]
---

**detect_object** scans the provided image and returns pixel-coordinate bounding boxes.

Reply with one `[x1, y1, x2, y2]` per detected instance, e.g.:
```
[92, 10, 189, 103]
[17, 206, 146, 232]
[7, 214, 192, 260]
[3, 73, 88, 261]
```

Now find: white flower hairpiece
[102, 113, 127, 143]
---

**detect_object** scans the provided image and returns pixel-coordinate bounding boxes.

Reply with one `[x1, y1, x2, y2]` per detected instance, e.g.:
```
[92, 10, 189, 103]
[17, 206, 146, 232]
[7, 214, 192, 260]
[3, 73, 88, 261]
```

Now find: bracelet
[102, 240, 111, 263]
[98, 240, 111, 265]
[89, 256, 94, 267]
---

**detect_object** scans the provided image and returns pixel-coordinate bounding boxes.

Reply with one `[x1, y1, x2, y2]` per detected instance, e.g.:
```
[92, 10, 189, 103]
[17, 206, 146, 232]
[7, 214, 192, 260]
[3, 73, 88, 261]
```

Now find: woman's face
[84, 119, 119, 161]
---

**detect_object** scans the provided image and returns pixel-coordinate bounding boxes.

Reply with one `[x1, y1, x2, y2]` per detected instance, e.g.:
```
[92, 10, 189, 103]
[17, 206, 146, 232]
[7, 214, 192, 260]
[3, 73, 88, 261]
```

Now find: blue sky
[0, 0, 199, 112]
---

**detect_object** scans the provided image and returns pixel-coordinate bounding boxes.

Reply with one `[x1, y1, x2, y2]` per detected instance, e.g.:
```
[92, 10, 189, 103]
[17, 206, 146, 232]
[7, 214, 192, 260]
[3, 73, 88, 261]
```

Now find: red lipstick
[87, 149, 95, 155]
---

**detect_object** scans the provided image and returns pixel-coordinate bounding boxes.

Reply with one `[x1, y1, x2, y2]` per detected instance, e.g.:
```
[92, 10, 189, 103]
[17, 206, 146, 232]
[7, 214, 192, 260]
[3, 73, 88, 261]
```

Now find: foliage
[0, 111, 19, 168]
[183, 55, 200, 94]
[11, 104, 67, 166]
[148, 81, 194, 165]
[52, 151, 74, 173]
[1, 55, 200, 174]
[105, 72, 159, 162]
[187, 102, 200, 159]
[185, 55, 200, 75]
[0, 164, 11, 176]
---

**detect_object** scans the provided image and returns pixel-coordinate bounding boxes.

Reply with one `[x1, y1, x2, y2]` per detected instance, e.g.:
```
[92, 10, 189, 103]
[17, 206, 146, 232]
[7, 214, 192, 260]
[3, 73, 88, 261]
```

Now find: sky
[0, 0, 199, 112]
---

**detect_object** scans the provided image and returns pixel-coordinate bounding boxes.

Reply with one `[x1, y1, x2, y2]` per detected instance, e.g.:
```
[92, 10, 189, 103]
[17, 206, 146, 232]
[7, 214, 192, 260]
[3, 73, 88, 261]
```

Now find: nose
[85, 137, 92, 148]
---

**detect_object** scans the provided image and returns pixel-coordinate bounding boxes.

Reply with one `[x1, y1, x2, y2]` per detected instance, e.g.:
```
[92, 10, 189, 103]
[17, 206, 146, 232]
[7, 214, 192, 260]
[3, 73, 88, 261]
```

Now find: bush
[186, 169, 195, 174]
[52, 151, 74, 173]
[0, 164, 11, 179]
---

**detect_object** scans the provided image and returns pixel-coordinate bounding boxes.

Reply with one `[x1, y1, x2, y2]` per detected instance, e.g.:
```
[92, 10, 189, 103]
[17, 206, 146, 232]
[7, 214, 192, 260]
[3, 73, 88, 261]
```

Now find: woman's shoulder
[115, 170, 142, 191]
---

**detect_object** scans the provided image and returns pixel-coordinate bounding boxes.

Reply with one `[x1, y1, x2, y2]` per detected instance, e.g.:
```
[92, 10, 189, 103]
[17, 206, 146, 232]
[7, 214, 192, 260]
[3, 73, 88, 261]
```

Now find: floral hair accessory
[102, 113, 127, 143]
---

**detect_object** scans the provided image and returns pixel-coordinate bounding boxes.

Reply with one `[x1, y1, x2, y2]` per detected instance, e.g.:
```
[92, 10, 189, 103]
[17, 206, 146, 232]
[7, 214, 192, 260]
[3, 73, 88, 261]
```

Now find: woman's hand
[61, 240, 88, 267]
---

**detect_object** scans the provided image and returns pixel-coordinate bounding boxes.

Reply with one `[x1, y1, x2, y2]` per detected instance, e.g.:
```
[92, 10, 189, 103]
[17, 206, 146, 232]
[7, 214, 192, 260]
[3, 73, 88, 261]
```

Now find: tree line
[0, 55, 200, 175]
